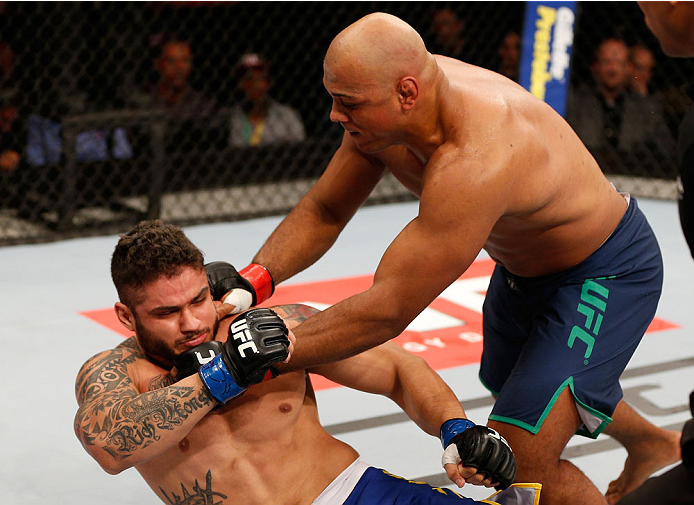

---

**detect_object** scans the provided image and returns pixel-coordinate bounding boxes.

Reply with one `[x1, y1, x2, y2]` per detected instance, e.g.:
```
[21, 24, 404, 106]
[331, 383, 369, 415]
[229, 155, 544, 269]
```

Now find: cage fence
[0, 1, 690, 245]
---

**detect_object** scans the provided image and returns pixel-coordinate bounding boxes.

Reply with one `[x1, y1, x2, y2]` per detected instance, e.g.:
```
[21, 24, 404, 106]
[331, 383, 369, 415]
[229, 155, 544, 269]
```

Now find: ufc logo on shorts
[230, 318, 259, 357]
[567, 279, 610, 361]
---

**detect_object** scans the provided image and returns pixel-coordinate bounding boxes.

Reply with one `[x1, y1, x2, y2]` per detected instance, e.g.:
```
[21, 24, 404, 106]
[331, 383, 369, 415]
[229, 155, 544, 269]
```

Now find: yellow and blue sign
[519, 1, 577, 117]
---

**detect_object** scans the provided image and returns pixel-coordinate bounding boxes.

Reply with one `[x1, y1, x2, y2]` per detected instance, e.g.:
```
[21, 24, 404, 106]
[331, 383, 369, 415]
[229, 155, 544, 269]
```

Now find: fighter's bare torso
[130, 309, 358, 505]
[370, 55, 627, 277]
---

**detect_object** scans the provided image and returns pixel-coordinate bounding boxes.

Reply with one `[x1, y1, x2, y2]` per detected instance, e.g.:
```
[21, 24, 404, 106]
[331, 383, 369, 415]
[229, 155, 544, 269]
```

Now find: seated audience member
[0, 87, 22, 172]
[229, 53, 306, 147]
[128, 37, 216, 119]
[428, 7, 485, 67]
[26, 113, 132, 167]
[126, 36, 218, 159]
[629, 44, 656, 97]
[0, 42, 22, 173]
[566, 37, 675, 166]
[24, 57, 132, 167]
[497, 31, 521, 82]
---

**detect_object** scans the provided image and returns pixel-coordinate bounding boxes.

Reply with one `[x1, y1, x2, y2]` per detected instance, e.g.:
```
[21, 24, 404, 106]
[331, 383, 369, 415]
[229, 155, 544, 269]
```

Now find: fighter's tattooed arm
[272, 303, 320, 325]
[74, 340, 215, 473]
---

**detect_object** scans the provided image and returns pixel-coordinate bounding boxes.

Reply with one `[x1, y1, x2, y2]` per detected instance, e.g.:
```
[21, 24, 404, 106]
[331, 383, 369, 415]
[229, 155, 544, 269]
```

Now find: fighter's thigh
[488, 387, 582, 478]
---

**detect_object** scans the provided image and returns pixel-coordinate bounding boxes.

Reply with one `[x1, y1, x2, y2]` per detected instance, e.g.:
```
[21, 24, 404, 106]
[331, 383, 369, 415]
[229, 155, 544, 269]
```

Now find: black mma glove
[196, 308, 289, 404]
[440, 418, 517, 490]
[205, 261, 274, 314]
[173, 341, 224, 380]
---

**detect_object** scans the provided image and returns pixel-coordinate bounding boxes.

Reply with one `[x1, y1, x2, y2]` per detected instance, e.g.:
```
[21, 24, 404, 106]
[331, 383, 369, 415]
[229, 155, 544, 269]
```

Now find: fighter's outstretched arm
[273, 147, 510, 373]
[296, 303, 511, 489]
[252, 131, 385, 285]
[73, 340, 215, 474]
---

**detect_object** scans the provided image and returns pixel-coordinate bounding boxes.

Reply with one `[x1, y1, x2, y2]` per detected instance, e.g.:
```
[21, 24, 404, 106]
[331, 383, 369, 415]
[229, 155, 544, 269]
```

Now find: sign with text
[519, 0, 577, 117]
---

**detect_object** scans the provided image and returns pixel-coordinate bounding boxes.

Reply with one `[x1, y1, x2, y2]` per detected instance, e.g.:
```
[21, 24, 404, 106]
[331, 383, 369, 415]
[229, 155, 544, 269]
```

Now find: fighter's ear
[115, 302, 136, 332]
[397, 77, 418, 110]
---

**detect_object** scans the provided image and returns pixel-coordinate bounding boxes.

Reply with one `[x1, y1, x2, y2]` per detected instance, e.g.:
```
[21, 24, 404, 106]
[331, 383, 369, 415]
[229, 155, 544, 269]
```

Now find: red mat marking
[81, 259, 679, 390]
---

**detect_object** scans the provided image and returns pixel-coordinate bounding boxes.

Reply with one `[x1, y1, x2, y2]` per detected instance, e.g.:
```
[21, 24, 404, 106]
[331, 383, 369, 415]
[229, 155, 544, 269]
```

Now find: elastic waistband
[312, 457, 371, 505]
[500, 194, 648, 286]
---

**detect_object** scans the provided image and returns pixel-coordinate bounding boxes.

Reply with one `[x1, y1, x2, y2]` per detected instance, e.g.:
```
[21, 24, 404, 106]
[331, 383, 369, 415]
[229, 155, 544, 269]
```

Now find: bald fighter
[74, 220, 530, 505]
[213, 13, 682, 505]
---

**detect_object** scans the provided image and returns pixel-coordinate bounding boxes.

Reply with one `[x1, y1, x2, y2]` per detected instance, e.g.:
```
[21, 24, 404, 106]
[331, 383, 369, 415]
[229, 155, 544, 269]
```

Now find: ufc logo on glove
[230, 319, 260, 357]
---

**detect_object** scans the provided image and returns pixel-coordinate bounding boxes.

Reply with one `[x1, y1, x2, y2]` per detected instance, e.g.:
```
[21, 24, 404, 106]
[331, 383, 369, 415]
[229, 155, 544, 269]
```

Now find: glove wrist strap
[440, 418, 476, 448]
[199, 354, 246, 404]
[240, 263, 275, 304]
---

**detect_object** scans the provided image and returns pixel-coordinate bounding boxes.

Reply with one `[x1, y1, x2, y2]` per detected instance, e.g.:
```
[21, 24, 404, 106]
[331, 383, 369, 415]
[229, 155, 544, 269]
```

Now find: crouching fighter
[74, 220, 535, 504]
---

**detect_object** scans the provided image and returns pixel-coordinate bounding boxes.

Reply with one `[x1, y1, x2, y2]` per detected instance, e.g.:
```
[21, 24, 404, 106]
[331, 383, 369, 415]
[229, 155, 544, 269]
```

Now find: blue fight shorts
[480, 196, 663, 438]
[343, 467, 484, 504]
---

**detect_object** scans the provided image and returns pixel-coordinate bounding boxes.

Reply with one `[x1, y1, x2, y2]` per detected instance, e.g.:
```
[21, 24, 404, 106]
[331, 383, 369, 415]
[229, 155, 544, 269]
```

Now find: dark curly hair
[111, 220, 205, 308]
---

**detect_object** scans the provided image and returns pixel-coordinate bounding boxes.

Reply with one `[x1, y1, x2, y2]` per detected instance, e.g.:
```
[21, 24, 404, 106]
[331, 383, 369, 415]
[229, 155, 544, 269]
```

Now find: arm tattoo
[276, 303, 320, 324]
[148, 374, 176, 391]
[75, 344, 214, 461]
[160, 470, 227, 505]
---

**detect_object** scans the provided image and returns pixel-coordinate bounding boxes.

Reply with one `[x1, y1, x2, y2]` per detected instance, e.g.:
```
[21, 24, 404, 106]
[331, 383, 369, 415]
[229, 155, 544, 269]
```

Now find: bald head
[324, 13, 432, 88]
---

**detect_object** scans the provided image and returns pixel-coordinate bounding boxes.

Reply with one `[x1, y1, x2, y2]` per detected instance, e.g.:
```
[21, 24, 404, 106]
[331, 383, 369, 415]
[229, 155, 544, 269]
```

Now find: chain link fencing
[0, 1, 691, 245]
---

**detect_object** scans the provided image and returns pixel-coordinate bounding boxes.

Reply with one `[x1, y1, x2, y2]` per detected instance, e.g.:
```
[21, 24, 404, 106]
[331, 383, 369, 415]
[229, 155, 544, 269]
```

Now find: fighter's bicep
[305, 132, 385, 224]
[371, 164, 505, 311]
[309, 341, 402, 395]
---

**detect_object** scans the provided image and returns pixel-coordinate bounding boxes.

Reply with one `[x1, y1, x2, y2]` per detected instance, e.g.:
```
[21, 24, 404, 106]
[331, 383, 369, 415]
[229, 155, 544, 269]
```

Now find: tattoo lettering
[160, 470, 227, 505]
[149, 374, 176, 391]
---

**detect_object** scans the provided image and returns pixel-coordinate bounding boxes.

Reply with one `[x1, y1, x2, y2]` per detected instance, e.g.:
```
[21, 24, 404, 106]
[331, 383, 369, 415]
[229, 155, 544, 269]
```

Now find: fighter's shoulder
[79, 336, 143, 366]
[74, 338, 146, 403]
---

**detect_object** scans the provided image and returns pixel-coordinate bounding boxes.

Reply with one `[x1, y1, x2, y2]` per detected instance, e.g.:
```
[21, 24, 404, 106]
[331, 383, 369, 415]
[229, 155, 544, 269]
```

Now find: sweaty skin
[245, 12, 681, 505]
[257, 13, 627, 370]
[75, 288, 475, 504]
[133, 306, 360, 504]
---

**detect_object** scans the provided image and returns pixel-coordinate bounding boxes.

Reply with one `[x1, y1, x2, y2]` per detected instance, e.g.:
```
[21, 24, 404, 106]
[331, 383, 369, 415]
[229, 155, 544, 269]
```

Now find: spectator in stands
[23, 56, 133, 168]
[566, 37, 675, 167]
[0, 94, 21, 172]
[128, 37, 216, 119]
[0, 42, 21, 173]
[229, 53, 306, 147]
[630, 44, 656, 97]
[428, 7, 484, 67]
[25, 74, 132, 167]
[126, 35, 219, 165]
[497, 31, 521, 82]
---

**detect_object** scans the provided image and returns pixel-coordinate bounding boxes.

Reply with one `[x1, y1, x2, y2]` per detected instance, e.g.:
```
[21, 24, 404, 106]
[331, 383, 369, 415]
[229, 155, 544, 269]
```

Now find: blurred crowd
[0, 2, 690, 207]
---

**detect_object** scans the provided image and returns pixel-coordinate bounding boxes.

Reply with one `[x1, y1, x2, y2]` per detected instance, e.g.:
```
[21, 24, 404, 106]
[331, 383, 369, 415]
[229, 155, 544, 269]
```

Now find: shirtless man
[214, 13, 682, 505]
[74, 220, 524, 505]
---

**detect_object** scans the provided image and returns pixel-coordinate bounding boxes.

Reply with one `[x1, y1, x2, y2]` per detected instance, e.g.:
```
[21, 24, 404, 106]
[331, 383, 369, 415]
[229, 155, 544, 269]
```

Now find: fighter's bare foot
[605, 429, 682, 504]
